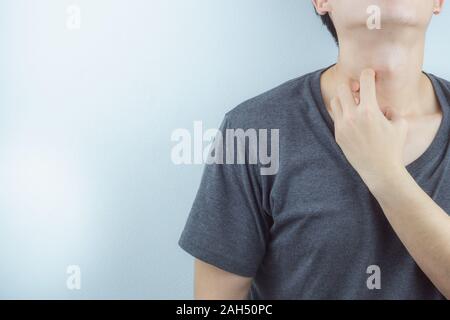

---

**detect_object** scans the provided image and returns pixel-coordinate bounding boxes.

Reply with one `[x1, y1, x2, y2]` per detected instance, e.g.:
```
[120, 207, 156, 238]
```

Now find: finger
[383, 107, 392, 120]
[337, 83, 356, 116]
[351, 80, 360, 93]
[359, 69, 378, 107]
[351, 80, 360, 104]
[330, 97, 343, 122]
[353, 92, 360, 105]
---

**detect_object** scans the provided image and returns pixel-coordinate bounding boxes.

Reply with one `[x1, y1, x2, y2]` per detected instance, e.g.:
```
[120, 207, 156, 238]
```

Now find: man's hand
[330, 69, 408, 191]
[330, 69, 450, 298]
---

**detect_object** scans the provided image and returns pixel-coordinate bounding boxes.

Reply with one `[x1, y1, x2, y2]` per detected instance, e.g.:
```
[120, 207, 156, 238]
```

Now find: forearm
[368, 167, 450, 298]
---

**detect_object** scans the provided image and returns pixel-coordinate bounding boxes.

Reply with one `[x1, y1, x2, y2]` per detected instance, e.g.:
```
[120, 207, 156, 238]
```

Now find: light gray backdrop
[0, 0, 448, 299]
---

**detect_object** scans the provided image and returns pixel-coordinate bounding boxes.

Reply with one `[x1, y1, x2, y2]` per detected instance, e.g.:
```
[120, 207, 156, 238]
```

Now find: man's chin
[381, 14, 427, 27]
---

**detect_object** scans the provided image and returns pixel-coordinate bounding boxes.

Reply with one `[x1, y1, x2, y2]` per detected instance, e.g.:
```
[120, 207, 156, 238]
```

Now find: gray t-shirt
[179, 67, 450, 299]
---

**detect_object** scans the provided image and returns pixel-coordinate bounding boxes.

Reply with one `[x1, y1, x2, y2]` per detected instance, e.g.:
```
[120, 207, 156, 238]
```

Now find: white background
[0, 0, 449, 298]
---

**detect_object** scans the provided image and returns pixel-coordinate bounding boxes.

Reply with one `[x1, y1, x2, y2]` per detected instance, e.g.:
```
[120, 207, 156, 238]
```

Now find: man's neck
[323, 30, 440, 118]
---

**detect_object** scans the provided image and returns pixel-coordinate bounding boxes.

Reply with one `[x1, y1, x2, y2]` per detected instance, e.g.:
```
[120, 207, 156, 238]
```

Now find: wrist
[363, 164, 411, 196]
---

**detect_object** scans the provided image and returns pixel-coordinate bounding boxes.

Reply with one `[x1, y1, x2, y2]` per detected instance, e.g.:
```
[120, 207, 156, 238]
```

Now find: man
[179, 0, 450, 299]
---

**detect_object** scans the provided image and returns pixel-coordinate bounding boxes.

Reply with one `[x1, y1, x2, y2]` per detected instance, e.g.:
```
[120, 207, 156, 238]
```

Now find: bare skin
[317, 0, 450, 298]
[328, 68, 450, 298]
[194, 259, 251, 300]
[321, 65, 443, 167]
[194, 0, 450, 299]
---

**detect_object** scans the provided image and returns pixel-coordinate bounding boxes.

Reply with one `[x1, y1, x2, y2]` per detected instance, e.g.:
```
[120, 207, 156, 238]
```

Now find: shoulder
[429, 73, 450, 87]
[427, 72, 450, 103]
[223, 69, 322, 129]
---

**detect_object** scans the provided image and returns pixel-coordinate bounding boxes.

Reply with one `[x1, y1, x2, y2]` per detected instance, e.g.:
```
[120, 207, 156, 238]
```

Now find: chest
[403, 114, 442, 166]
[270, 138, 450, 235]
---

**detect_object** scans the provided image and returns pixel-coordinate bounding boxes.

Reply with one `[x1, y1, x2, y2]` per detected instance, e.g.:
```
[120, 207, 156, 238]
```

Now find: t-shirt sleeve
[178, 114, 272, 277]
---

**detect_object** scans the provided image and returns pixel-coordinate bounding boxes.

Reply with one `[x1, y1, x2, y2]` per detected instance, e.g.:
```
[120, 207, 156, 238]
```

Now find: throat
[322, 63, 440, 119]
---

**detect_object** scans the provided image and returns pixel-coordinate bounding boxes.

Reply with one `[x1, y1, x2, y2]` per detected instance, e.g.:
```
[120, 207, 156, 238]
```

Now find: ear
[311, 0, 332, 16]
[433, 0, 445, 14]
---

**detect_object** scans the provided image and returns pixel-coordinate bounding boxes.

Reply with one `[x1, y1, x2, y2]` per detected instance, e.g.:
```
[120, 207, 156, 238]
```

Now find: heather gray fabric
[178, 67, 450, 300]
